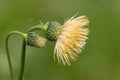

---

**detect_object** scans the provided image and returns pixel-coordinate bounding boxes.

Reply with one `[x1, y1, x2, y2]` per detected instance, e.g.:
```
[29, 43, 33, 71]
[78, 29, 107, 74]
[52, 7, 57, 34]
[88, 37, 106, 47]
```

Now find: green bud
[45, 21, 62, 41]
[27, 32, 46, 48]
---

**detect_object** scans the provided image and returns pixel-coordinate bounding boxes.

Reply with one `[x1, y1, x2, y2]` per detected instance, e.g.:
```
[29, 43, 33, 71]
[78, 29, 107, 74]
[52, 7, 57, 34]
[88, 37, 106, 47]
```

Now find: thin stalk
[17, 38, 26, 80]
[28, 24, 48, 32]
[5, 31, 26, 80]
[6, 34, 13, 80]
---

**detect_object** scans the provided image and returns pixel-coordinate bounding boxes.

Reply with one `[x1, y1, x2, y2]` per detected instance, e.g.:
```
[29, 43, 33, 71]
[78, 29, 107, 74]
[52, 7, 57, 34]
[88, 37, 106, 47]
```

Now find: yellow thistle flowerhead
[28, 14, 89, 65]
[54, 15, 89, 65]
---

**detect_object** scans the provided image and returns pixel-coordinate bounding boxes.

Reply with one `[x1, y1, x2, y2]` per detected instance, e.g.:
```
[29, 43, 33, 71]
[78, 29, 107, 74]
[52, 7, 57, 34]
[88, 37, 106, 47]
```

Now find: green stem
[28, 24, 48, 32]
[17, 38, 26, 80]
[5, 31, 26, 80]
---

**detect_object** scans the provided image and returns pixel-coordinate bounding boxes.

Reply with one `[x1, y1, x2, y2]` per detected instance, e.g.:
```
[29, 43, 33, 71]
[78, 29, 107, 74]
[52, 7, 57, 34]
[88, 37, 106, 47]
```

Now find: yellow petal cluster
[54, 15, 89, 65]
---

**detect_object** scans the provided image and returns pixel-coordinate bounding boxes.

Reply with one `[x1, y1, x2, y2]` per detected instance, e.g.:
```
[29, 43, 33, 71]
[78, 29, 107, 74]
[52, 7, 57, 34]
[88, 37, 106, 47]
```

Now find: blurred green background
[0, 0, 120, 80]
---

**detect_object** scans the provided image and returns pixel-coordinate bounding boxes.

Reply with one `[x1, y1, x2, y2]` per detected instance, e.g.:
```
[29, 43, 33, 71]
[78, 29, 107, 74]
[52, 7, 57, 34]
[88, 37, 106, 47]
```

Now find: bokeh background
[0, 0, 120, 80]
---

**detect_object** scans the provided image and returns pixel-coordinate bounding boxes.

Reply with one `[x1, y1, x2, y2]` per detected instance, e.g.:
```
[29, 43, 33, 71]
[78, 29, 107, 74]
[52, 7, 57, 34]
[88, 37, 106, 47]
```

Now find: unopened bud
[27, 32, 46, 48]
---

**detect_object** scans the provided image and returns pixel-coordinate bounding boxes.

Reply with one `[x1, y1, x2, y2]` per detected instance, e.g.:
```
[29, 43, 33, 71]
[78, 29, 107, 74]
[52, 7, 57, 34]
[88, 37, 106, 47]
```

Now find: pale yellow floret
[54, 15, 89, 65]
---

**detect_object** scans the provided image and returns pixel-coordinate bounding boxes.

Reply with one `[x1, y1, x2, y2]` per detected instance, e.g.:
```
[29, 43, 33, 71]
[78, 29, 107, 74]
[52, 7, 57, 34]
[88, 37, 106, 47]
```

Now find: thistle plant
[5, 14, 89, 80]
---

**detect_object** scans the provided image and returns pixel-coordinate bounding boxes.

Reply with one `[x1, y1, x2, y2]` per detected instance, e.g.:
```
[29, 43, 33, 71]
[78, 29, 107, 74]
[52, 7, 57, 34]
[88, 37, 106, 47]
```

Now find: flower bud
[27, 32, 46, 48]
[45, 21, 62, 41]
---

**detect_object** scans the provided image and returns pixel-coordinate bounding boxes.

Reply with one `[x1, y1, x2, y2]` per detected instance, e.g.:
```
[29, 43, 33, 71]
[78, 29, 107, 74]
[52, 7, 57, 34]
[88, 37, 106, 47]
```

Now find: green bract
[45, 21, 62, 41]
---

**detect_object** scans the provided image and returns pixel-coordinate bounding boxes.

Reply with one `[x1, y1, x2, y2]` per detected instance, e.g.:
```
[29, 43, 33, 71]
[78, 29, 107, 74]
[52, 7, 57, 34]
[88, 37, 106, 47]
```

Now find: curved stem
[28, 24, 48, 32]
[6, 35, 13, 80]
[17, 38, 26, 80]
[5, 31, 26, 80]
